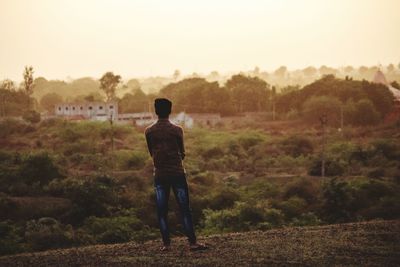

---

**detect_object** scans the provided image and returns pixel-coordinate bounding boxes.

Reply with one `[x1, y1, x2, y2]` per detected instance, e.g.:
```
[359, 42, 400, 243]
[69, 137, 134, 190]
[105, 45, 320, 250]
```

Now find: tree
[126, 79, 141, 92]
[302, 96, 342, 126]
[22, 110, 41, 124]
[119, 88, 149, 113]
[173, 70, 180, 81]
[99, 72, 121, 101]
[0, 80, 16, 117]
[352, 99, 380, 126]
[1, 80, 15, 91]
[225, 74, 271, 112]
[40, 93, 63, 112]
[22, 66, 35, 110]
[319, 66, 337, 76]
[387, 64, 395, 73]
[358, 66, 368, 76]
[302, 66, 317, 77]
[22, 66, 35, 96]
[344, 66, 354, 74]
[274, 66, 287, 78]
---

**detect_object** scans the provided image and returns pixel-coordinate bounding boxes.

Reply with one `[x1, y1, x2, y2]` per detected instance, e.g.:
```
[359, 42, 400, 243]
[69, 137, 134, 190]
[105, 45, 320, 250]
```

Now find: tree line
[1, 68, 397, 126]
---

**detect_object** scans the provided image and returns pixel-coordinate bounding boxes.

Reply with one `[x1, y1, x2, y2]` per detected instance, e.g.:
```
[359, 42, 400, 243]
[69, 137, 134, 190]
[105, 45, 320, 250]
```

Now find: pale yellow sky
[0, 0, 399, 81]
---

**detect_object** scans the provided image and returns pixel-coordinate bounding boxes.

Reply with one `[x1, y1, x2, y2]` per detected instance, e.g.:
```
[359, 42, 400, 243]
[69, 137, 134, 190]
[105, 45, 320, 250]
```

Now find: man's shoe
[160, 245, 170, 252]
[189, 242, 208, 251]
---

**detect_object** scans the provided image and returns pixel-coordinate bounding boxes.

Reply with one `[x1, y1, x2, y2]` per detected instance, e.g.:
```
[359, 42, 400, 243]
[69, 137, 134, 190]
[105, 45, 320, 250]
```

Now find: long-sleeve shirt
[145, 118, 186, 178]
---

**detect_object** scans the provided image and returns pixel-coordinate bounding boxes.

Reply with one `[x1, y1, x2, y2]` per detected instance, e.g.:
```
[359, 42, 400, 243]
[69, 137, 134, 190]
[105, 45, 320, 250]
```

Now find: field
[0, 220, 399, 266]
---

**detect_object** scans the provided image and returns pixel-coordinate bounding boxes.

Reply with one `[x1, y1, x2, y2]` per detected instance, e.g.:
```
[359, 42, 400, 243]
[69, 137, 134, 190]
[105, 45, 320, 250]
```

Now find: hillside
[1, 220, 399, 267]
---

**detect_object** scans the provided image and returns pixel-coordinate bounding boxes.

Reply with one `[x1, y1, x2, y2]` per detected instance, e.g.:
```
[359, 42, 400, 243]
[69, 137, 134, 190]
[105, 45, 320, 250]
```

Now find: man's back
[145, 118, 185, 178]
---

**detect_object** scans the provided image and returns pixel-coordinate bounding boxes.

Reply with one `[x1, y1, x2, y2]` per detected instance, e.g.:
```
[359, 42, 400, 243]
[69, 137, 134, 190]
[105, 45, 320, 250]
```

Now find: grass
[1, 220, 399, 266]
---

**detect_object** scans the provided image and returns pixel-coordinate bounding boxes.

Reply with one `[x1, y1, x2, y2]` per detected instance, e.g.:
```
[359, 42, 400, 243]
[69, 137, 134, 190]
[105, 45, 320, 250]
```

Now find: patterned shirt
[145, 118, 186, 178]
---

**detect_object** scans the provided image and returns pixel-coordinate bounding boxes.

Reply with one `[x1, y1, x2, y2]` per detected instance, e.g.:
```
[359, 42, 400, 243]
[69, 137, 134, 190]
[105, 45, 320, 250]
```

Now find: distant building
[117, 112, 154, 126]
[172, 112, 221, 128]
[55, 101, 118, 121]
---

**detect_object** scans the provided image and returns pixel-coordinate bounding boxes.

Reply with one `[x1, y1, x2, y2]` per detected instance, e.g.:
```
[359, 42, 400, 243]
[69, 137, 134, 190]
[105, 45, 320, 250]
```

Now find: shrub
[0, 118, 35, 138]
[264, 208, 285, 226]
[302, 96, 342, 126]
[0, 221, 23, 255]
[237, 132, 265, 150]
[124, 151, 148, 170]
[308, 158, 345, 176]
[284, 177, 319, 204]
[22, 110, 41, 124]
[50, 175, 118, 224]
[202, 209, 241, 234]
[351, 99, 380, 126]
[277, 196, 307, 219]
[19, 152, 61, 185]
[25, 217, 74, 251]
[81, 215, 154, 244]
[320, 178, 352, 223]
[280, 135, 314, 157]
[291, 212, 321, 226]
[208, 188, 240, 210]
[201, 146, 224, 159]
[371, 139, 400, 160]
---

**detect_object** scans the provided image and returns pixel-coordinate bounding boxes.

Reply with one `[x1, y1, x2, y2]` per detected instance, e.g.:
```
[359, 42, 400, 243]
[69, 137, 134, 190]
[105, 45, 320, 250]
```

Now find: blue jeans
[154, 174, 197, 245]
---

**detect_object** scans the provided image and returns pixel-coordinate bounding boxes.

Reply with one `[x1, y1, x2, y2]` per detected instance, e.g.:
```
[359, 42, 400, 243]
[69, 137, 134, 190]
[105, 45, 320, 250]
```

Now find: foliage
[18, 152, 61, 185]
[48, 175, 118, 224]
[302, 95, 342, 125]
[81, 214, 155, 244]
[22, 110, 41, 124]
[280, 135, 313, 157]
[0, 221, 23, 255]
[22, 66, 35, 97]
[99, 72, 121, 101]
[40, 93, 63, 112]
[25, 217, 74, 251]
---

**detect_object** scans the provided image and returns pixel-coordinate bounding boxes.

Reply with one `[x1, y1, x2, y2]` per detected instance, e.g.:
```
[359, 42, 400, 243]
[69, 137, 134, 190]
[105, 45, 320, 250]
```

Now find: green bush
[351, 99, 380, 126]
[0, 221, 23, 255]
[25, 217, 74, 251]
[19, 152, 61, 185]
[124, 151, 148, 170]
[22, 110, 41, 124]
[48, 175, 118, 224]
[280, 135, 314, 157]
[308, 158, 345, 176]
[208, 188, 240, 210]
[302, 96, 342, 126]
[284, 177, 319, 204]
[81, 215, 154, 244]
[291, 212, 321, 226]
[277, 196, 307, 219]
[320, 178, 352, 223]
[0, 119, 35, 138]
[201, 209, 241, 234]
[264, 208, 285, 226]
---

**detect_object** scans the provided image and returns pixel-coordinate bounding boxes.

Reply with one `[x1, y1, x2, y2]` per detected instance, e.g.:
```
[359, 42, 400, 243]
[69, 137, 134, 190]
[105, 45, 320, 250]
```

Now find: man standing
[145, 98, 207, 251]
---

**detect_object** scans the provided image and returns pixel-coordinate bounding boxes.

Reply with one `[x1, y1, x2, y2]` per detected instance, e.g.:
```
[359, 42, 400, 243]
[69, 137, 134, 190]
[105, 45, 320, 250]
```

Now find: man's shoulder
[169, 121, 183, 133]
[144, 121, 157, 135]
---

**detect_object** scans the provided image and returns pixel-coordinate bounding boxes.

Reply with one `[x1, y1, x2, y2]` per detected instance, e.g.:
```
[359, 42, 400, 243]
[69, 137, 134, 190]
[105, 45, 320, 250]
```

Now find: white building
[55, 101, 118, 121]
[117, 112, 154, 126]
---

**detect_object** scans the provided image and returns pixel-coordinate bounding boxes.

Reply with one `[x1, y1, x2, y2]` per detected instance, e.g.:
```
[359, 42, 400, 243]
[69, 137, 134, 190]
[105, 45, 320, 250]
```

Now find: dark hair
[154, 98, 172, 118]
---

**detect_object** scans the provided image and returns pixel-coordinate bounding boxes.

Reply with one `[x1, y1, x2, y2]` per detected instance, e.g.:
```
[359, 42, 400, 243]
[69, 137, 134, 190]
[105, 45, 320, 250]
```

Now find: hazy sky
[1, 0, 399, 81]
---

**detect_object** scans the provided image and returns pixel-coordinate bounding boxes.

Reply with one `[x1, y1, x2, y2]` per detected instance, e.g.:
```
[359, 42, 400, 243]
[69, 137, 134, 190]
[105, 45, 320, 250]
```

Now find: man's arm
[177, 127, 185, 160]
[145, 130, 153, 157]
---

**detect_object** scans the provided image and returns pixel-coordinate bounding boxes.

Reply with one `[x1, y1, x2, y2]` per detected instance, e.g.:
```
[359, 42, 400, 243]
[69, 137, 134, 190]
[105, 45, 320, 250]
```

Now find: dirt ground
[0, 220, 399, 266]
